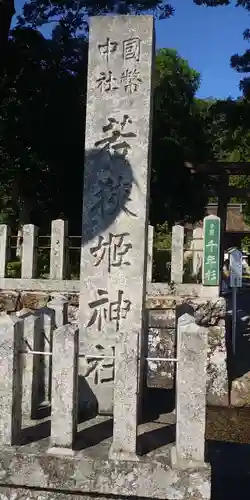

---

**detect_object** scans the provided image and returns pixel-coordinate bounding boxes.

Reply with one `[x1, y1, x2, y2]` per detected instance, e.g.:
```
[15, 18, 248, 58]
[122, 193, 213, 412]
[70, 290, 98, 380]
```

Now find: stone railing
[0, 221, 155, 292]
[0, 216, 221, 293]
[0, 304, 208, 470]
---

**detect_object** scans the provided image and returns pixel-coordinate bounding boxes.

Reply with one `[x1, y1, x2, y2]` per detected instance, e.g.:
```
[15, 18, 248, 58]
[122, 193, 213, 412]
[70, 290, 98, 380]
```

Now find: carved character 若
[94, 115, 136, 157]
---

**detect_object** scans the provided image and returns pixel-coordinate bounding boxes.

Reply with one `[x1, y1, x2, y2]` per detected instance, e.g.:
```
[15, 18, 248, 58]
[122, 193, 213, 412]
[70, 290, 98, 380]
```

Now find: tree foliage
[3, 0, 250, 236]
[0, 26, 87, 232]
[0, 0, 15, 78]
[150, 48, 211, 226]
[17, 0, 174, 40]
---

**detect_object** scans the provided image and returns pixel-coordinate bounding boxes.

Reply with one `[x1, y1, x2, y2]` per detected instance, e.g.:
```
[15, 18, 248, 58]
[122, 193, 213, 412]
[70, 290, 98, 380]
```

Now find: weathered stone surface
[48, 294, 68, 327]
[0, 448, 211, 499]
[231, 372, 250, 407]
[0, 315, 23, 445]
[21, 292, 49, 310]
[79, 15, 154, 414]
[21, 224, 38, 279]
[206, 326, 228, 406]
[173, 314, 207, 467]
[51, 324, 79, 449]
[109, 330, 139, 461]
[50, 219, 68, 280]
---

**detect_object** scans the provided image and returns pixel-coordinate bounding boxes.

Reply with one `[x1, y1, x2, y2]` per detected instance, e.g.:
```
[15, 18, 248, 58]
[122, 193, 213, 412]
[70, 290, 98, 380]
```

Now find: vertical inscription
[203, 216, 220, 286]
[95, 37, 142, 93]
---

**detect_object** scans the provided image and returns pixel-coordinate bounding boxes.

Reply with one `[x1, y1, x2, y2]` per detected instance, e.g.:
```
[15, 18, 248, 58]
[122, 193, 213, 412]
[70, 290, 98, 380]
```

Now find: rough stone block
[21, 292, 49, 310]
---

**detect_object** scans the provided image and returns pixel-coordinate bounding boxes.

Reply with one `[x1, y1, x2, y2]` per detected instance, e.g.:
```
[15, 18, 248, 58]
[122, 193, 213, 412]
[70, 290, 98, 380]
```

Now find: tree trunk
[0, 0, 15, 79]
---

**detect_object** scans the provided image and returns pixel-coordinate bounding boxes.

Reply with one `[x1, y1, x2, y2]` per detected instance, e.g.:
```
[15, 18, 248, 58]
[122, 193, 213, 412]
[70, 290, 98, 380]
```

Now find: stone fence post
[50, 324, 79, 450]
[21, 224, 38, 279]
[0, 225, 10, 278]
[171, 313, 208, 468]
[50, 219, 69, 280]
[0, 314, 24, 446]
[171, 225, 184, 284]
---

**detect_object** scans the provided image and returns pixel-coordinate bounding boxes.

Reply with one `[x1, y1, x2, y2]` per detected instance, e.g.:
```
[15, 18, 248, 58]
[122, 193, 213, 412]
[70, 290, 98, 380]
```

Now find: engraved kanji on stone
[96, 70, 119, 92]
[87, 289, 131, 331]
[121, 68, 142, 93]
[90, 233, 132, 271]
[94, 115, 136, 157]
[98, 37, 118, 61]
[84, 345, 115, 385]
[91, 170, 136, 218]
[123, 37, 140, 61]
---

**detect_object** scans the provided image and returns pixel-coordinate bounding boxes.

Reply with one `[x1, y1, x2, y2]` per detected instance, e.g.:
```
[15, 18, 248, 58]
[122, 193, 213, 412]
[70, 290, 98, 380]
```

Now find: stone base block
[0, 447, 211, 500]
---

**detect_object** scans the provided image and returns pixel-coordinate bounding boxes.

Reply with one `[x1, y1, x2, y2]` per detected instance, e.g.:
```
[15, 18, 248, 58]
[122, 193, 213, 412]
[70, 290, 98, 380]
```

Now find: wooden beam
[208, 187, 250, 198]
[186, 162, 250, 175]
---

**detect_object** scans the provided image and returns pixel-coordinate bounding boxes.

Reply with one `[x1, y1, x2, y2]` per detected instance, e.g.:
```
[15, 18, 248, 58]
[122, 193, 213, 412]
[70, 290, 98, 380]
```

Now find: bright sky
[14, 0, 250, 99]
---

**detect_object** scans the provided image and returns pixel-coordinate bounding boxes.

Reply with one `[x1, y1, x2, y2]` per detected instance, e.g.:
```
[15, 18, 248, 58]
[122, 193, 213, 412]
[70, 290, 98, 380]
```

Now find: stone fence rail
[0, 215, 219, 290]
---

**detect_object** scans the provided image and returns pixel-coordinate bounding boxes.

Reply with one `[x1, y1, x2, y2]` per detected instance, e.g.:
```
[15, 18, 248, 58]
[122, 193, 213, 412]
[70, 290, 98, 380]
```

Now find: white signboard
[229, 248, 242, 288]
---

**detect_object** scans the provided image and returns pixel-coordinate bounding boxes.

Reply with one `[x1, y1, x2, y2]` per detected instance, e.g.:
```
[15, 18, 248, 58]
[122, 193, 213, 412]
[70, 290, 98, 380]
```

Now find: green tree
[0, 26, 87, 233]
[150, 48, 211, 226]
[18, 0, 174, 38]
[0, 0, 15, 78]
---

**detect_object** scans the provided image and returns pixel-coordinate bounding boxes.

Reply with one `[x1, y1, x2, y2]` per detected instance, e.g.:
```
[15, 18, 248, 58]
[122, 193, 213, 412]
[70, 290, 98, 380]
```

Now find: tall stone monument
[79, 15, 154, 414]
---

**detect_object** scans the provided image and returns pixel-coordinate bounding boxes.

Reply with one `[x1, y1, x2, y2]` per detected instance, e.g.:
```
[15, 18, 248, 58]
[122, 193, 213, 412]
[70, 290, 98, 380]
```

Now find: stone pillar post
[50, 324, 79, 450]
[171, 225, 184, 284]
[171, 313, 208, 468]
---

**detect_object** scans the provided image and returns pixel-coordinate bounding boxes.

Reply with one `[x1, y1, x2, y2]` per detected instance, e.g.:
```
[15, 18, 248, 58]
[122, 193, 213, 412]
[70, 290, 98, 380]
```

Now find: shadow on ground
[208, 440, 250, 500]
